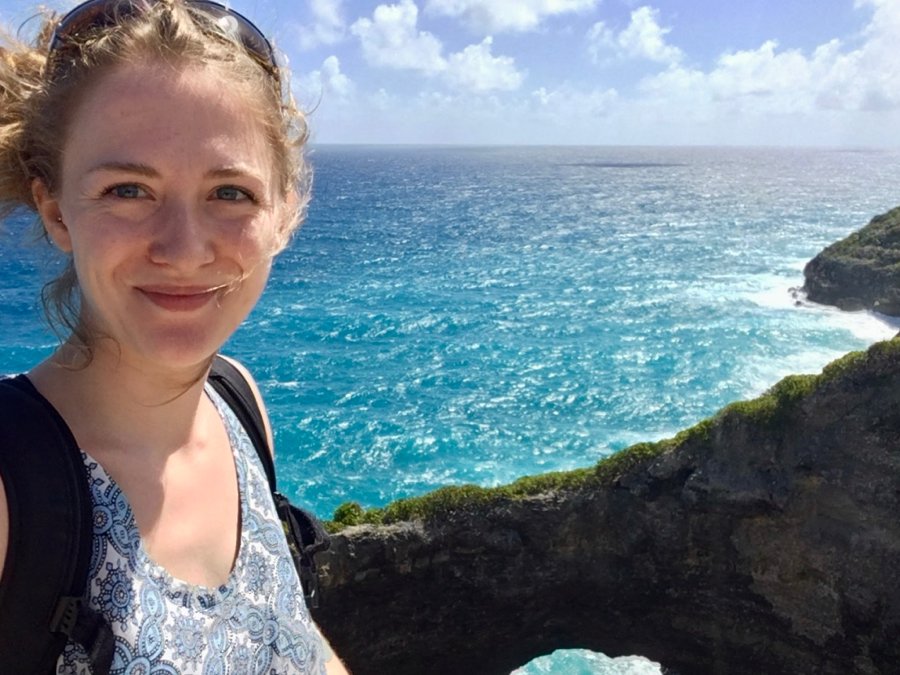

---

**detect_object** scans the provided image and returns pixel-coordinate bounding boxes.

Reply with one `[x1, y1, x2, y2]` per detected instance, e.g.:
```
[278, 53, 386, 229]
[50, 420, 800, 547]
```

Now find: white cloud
[636, 0, 900, 119]
[639, 48, 819, 120]
[350, 1, 525, 92]
[297, 0, 346, 50]
[825, 0, 900, 111]
[298, 56, 355, 106]
[310, 1, 900, 145]
[586, 22, 612, 62]
[618, 7, 682, 62]
[425, 0, 599, 33]
[370, 88, 395, 111]
[445, 37, 524, 92]
[350, 0, 446, 73]
[320, 56, 355, 99]
[531, 84, 619, 118]
[588, 6, 682, 64]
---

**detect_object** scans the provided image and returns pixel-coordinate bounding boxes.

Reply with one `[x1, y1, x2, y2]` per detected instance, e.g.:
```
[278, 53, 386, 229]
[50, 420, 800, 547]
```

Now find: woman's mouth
[138, 285, 222, 312]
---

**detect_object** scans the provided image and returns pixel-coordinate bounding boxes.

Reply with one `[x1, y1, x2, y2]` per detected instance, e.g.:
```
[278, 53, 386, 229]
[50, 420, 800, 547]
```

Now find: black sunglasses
[49, 0, 277, 72]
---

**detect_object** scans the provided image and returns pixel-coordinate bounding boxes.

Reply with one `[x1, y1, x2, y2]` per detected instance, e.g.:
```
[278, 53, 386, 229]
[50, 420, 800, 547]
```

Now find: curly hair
[0, 0, 309, 346]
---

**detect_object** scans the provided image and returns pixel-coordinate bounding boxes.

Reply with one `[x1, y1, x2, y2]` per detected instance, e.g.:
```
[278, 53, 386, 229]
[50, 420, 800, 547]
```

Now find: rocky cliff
[309, 338, 900, 675]
[803, 206, 900, 315]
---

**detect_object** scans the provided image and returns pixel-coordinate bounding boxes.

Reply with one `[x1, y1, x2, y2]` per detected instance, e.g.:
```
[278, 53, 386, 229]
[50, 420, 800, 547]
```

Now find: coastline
[313, 337, 900, 674]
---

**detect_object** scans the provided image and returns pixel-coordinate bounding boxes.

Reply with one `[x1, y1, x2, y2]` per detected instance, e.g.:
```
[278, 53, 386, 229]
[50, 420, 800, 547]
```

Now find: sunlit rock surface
[311, 338, 900, 675]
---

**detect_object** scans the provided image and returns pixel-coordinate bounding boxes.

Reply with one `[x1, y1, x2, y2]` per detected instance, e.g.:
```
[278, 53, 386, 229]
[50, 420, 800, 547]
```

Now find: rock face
[310, 339, 900, 675]
[803, 205, 900, 315]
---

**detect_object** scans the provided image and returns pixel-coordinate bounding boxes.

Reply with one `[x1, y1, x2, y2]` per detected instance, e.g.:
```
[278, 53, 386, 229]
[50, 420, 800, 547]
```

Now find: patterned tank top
[56, 385, 326, 674]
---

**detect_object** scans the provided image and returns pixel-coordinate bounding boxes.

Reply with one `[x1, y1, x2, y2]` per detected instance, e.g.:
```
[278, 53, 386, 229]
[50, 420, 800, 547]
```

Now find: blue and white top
[57, 386, 326, 674]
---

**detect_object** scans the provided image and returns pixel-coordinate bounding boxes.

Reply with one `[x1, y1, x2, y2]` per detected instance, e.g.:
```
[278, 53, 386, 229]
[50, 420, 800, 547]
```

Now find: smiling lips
[138, 285, 225, 312]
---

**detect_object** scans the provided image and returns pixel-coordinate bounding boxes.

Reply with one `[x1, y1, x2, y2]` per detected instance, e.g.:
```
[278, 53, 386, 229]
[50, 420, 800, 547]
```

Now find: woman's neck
[27, 344, 213, 460]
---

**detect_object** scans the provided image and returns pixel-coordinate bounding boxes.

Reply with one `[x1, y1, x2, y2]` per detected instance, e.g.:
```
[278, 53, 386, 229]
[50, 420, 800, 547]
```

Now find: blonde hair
[0, 1, 309, 345]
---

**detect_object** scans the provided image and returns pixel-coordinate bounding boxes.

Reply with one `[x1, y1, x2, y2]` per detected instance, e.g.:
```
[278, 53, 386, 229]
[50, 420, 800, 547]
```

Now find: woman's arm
[322, 631, 351, 674]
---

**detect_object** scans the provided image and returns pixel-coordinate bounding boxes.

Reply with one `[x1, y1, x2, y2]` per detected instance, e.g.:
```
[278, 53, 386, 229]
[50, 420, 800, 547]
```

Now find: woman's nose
[147, 200, 215, 269]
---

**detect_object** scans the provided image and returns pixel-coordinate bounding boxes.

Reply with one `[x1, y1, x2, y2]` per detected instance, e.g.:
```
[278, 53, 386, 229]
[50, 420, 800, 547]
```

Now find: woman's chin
[90, 326, 229, 374]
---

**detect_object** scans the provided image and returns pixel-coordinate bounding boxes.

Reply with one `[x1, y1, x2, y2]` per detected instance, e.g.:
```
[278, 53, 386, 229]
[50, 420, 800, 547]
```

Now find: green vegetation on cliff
[818, 206, 900, 263]
[803, 205, 900, 314]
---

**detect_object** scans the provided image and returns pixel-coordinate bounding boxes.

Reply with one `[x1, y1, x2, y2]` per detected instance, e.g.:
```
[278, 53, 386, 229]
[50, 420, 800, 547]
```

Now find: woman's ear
[31, 179, 72, 252]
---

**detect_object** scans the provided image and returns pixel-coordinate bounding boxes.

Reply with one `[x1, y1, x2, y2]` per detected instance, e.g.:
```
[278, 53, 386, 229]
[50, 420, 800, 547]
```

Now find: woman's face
[34, 60, 288, 371]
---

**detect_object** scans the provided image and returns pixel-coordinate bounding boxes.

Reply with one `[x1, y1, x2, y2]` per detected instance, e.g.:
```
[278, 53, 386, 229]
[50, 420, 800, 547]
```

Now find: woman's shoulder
[211, 355, 274, 454]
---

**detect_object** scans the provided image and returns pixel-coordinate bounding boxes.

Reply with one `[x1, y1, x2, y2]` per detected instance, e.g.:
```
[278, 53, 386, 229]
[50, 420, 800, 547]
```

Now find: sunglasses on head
[49, 0, 277, 72]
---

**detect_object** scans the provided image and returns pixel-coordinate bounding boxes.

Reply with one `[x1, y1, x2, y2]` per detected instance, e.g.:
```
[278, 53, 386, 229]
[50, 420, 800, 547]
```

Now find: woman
[0, 1, 347, 672]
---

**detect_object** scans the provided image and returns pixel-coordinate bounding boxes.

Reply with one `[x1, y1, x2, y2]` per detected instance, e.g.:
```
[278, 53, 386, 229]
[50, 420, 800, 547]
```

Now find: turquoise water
[3, 146, 899, 672]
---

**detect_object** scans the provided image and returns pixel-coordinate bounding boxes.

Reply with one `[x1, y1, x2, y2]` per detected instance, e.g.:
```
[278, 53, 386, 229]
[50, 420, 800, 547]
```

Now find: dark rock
[311, 339, 900, 675]
[803, 206, 900, 316]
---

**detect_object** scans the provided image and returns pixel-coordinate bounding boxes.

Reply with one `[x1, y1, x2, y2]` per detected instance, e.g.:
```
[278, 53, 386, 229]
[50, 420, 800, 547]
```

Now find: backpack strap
[207, 355, 330, 607]
[208, 356, 275, 489]
[0, 377, 115, 675]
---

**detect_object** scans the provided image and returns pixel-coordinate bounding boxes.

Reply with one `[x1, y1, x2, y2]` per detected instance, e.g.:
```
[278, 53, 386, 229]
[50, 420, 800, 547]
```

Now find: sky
[2, 0, 900, 146]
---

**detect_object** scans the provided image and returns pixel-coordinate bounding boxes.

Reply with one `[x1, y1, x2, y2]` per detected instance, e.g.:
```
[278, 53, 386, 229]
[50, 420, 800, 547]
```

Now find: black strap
[208, 356, 276, 490]
[273, 494, 331, 608]
[0, 377, 115, 675]
[207, 356, 330, 605]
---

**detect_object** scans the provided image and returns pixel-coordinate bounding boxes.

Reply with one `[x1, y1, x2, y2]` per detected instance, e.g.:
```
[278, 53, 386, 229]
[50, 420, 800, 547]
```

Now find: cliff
[310, 338, 900, 675]
[803, 206, 900, 315]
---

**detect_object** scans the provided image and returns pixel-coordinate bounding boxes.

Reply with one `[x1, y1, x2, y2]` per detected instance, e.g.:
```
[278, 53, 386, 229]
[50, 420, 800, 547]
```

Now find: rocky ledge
[803, 205, 900, 315]
[310, 339, 900, 675]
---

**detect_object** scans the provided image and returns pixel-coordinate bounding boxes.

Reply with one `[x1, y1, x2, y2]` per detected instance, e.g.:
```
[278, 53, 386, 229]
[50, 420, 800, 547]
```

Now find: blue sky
[2, 0, 899, 146]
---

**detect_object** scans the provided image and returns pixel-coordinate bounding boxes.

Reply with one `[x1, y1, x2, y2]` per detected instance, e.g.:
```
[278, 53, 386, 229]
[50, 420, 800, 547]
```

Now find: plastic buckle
[50, 596, 82, 636]
[301, 563, 321, 609]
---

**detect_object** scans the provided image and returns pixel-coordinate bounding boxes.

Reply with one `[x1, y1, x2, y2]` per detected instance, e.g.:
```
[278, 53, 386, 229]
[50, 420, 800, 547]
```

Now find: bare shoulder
[0, 472, 8, 581]
[215, 355, 275, 454]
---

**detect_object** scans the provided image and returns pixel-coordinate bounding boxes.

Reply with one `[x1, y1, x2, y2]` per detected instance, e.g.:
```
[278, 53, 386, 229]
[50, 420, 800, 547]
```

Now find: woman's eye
[105, 184, 147, 199]
[214, 186, 254, 202]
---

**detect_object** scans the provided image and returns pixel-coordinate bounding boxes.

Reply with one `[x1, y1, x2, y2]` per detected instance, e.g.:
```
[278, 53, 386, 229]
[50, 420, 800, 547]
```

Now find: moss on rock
[803, 205, 900, 314]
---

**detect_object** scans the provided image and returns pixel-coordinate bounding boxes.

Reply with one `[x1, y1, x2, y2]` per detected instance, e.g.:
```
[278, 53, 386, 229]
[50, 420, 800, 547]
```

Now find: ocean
[2, 145, 899, 673]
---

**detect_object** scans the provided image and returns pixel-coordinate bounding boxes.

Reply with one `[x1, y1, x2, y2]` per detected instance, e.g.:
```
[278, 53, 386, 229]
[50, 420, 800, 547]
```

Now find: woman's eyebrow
[205, 166, 265, 182]
[85, 161, 159, 177]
